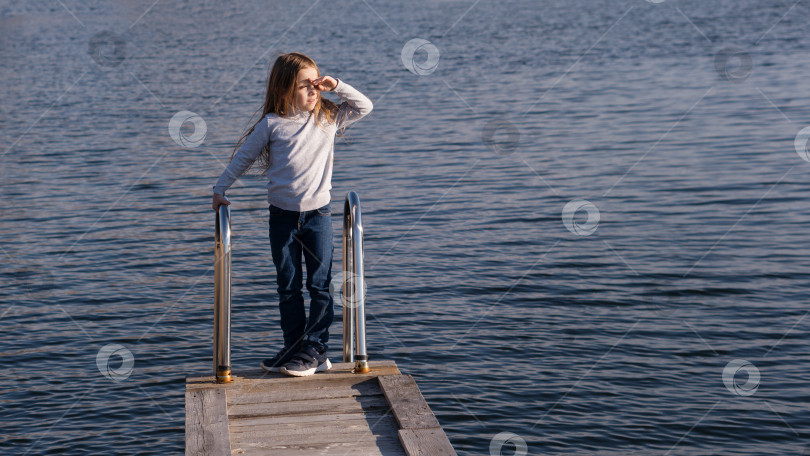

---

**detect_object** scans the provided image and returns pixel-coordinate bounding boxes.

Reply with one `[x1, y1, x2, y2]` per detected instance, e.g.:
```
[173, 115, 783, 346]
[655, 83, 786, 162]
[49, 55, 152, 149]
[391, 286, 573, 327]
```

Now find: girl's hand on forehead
[309, 76, 337, 92]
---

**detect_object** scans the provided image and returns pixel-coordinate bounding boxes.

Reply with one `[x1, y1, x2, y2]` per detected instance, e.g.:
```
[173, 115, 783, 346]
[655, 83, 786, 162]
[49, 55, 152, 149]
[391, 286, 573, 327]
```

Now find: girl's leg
[268, 205, 306, 349]
[299, 203, 334, 350]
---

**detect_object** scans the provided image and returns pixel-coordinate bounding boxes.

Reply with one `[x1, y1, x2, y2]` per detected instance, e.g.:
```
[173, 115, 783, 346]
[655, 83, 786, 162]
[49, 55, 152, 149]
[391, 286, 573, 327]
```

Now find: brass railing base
[216, 369, 232, 383]
[354, 360, 370, 374]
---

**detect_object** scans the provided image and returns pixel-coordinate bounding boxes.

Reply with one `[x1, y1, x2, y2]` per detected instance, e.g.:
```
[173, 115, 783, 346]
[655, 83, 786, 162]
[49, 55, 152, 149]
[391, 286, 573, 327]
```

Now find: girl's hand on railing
[212, 193, 231, 211]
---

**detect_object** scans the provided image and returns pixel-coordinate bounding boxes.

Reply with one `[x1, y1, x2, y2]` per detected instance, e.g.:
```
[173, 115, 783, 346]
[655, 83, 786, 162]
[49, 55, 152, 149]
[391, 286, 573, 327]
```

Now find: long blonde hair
[232, 52, 342, 170]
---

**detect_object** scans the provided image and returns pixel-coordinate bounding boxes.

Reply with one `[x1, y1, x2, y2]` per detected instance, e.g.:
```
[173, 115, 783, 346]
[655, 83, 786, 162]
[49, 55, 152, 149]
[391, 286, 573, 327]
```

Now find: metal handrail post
[342, 209, 355, 363]
[352, 206, 368, 373]
[214, 204, 232, 383]
[342, 192, 369, 373]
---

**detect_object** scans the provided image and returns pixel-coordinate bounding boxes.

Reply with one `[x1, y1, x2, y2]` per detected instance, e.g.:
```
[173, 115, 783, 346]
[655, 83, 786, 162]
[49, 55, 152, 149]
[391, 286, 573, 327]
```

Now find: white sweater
[212, 79, 373, 211]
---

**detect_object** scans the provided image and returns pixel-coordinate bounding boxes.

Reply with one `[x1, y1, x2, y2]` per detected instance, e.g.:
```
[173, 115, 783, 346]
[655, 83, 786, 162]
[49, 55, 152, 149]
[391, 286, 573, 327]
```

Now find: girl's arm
[330, 79, 373, 130]
[212, 118, 272, 197]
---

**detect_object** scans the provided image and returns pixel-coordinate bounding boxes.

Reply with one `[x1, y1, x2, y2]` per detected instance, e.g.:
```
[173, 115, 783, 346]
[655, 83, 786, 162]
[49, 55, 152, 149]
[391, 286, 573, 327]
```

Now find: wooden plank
[230, 439, 407, 456]
[229, 418, 400, 447]
[230, 415, 399, 439]
[398, 428, 457, 456]
[185, 387, 231, 456]
[226, 377, 380, 406]
[229, 393, 389, 419]
[229, 410, 392, 429]
[186, 361, 400, 388]
[378, 375, 440, 429]
[378, 375, 456, 456]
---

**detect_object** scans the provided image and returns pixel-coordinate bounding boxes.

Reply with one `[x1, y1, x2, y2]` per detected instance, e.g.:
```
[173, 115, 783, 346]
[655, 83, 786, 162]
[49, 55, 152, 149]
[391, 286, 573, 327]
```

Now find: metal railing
[342, 192, 370, 373]
[213, 204, 232, 383]
[213, 193, 369, 382]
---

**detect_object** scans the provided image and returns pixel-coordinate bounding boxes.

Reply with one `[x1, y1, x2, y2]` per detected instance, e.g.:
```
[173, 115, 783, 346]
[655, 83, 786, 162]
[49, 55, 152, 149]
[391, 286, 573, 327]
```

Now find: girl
[211, 52, 373, 377]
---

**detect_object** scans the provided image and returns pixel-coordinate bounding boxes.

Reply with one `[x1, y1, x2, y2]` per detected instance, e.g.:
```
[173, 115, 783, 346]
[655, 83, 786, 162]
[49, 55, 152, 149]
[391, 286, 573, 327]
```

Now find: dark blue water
[2, 0, 810, 454]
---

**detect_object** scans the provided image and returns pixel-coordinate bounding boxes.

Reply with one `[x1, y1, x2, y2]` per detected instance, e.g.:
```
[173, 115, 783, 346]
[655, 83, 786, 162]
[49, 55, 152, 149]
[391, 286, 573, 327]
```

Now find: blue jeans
[268, 203, 334, 351]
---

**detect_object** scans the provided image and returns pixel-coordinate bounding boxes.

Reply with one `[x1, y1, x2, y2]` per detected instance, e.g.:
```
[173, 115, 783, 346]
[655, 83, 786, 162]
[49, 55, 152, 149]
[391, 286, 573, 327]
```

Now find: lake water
[2, 0, 810, 454]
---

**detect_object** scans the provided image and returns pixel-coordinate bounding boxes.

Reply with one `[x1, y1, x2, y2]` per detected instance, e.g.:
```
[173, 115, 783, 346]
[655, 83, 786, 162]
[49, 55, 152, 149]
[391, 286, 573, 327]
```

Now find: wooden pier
[185, 360, 456, 455]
